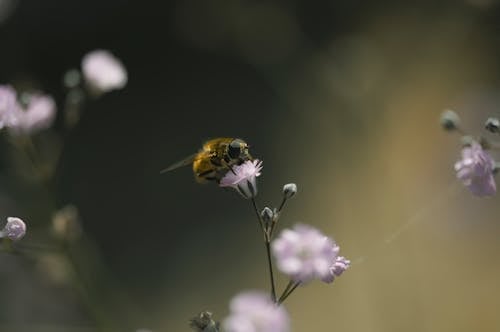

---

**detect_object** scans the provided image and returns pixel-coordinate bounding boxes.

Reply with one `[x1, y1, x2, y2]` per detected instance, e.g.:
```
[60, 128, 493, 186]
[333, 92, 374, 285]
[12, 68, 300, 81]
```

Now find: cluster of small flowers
[441, 110, 499, 197]
[0, 86, 56, 136]
[0, 50, 126, 246]
[0, 49, 126, 137]
[191, 160, 350, 332]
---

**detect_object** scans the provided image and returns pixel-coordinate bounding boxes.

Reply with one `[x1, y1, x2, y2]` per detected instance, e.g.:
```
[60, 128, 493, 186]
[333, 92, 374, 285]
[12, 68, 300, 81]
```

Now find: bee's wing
[160, 153, 198, 174]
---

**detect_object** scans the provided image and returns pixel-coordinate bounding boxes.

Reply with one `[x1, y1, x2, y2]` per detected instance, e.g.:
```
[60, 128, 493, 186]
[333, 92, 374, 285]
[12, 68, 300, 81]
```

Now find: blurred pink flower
[82, 50, 128, 93]
[272, 224, 347, 284]
[0, 85, 20, 129]
[219, 159, 263, 199]
[9, 93, 56, 135]
[222, 291, 290, 332]
[454, 142, 496, 196]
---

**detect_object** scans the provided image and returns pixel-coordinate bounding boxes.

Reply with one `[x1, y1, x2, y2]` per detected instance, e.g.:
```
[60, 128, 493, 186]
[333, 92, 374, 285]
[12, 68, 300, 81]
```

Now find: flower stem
[251, 198, 265, 234]
[278, 280, 301, 305]
[264, 240, 277, 302]
[277, 196, 287, 213]
[251, 198, 277, 303]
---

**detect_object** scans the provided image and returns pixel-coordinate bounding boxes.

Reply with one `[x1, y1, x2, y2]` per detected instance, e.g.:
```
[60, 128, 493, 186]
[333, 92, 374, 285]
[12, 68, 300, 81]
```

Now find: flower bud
[189, 311, 220, 332]
[3, 217, 26, 241]
[440, 109, 460, 131]
[485, 117, 500, 133]
[282, 183, 297, 199]
[261, 207, 274, 224]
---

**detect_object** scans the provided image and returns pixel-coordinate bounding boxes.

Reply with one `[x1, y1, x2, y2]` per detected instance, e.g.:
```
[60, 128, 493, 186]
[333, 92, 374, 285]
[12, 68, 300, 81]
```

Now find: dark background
[2, 1, 500, 331]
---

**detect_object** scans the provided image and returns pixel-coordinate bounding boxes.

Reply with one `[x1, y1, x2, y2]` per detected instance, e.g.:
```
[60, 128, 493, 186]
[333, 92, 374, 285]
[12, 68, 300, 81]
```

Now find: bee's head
[228, 139, 249, 160]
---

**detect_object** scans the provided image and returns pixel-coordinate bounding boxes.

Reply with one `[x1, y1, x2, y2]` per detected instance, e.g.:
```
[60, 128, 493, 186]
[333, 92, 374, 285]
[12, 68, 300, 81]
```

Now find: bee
[160, 138, 252, 183]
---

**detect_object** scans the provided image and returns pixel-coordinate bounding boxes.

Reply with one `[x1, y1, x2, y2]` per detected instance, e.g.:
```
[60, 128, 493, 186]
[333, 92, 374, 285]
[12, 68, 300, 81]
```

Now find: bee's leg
[220, 158, 237, 175]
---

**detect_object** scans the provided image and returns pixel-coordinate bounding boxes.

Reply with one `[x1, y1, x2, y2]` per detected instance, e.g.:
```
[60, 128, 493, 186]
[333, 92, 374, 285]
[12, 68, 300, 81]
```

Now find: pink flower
[8, 93, 56, 135]
[321, 256, 350, 284]
[0, 85, 20, 129]
[82, 50, 128, 93]
[222, 291, 290, 332]
[1, 217, 26, 241]
[272, 224, 347, 284]
[219, 160, 263, 199]
[454, 142, 496, 196]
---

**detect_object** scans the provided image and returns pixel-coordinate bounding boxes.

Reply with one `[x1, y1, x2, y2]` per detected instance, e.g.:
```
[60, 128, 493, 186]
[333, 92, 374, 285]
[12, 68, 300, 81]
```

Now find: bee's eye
[228, 140, 242, 159]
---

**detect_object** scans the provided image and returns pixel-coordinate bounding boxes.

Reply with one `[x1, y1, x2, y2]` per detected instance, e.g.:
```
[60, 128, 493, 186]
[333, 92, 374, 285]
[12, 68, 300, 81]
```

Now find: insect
[160, 138, 252, 183]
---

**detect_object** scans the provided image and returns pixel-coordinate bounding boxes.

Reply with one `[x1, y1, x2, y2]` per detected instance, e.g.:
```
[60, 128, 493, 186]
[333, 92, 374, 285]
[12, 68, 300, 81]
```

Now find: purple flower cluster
[454, 142, 496, 196]
[272, 224, 349, 284]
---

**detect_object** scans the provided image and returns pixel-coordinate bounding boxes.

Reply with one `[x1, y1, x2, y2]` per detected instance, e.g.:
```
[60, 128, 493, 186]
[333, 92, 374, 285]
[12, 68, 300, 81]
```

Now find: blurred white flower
[82, 50, 128, 93]
[223, 291, 290, 332]
[8, 93, 56, 135]
[0, 85, 20, 129]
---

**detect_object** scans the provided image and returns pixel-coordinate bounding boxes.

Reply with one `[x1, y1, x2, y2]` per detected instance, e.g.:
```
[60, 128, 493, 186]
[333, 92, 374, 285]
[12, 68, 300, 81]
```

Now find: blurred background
[1, 0, 500, 331]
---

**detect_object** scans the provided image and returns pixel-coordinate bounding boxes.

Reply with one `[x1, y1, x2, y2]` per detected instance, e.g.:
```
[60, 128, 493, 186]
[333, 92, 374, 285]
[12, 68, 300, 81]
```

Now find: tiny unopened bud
[283, 183, 297, 199]
[440, 109, 460, 131]
[189, 311, 220, 332]
[261, 207, 273, 224]
[2, 217, 26, 241]
[485, 117, 500, 133]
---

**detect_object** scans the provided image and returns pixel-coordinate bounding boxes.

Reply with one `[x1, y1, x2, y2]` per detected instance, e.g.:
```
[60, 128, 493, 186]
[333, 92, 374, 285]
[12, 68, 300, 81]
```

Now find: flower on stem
[222, 291, 290, 332]
[219, 160, 263, 199]
[8, 93, 56, 136]
[0, 217, 26, 241]
[454, 142, 496, 196]
[0, 85, 20, 129]
[82, 50, 128, 94]
[272, 224, 347, 284]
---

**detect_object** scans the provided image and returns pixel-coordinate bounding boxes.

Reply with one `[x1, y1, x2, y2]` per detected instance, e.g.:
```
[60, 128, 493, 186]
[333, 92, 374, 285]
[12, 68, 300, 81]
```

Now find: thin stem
[277, 196, 287, 213]
[265, 240, 277, 302]
[251, 197, 265, 234]
[277, 279, 294, 303]
[278, 281, 301, 305]
[250, 198, 277, 302]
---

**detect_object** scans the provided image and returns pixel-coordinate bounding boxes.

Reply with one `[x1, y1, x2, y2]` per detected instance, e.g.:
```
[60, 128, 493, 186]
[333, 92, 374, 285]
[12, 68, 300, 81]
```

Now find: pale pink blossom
[8, 93, 56, 135]
[82, 50, 128, 93]
[321, 256, 350, 284]
[272, 224, 348, 284]
[0, 85, 20, 129]
[454, 142, 496, 196]
[219, 160, 263, 199]
[1, 217, 26, 241]
[222, 291, 290, 332]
